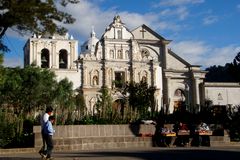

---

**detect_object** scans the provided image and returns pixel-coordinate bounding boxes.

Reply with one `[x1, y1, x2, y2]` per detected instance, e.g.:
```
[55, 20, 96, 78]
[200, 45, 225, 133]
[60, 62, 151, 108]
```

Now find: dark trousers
[192, 135, 210, 146]
[40, 129, 46, 152]
[176, 136, 189, 146]
[44, 134, 54, 158]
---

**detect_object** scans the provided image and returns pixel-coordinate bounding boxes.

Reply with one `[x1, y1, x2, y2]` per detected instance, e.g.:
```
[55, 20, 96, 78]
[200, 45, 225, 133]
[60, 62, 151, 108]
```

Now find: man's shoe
[40, 154, 47, 159]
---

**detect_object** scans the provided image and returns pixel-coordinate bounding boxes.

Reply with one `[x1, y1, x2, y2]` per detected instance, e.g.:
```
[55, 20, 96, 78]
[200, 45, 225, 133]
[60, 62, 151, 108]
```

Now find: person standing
[39, 106, 53, 156]
[43, 115, 56, 160]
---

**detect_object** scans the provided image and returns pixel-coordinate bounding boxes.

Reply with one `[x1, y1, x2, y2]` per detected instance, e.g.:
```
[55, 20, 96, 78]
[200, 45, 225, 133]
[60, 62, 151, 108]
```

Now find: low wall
[34, 124, 156, 151]
[33, 124, 232, 151]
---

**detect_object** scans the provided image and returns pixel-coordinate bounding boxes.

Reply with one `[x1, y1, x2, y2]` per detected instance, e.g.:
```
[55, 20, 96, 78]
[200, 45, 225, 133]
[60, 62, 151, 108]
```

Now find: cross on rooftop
[140, 28, 146, 39]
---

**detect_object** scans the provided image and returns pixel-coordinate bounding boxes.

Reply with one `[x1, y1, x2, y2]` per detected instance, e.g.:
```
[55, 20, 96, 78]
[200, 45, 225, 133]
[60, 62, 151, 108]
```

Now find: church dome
[81, 27, 99, 54]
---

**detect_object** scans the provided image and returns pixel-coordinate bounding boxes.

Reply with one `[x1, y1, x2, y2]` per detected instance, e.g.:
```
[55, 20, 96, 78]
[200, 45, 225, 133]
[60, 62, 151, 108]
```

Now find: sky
[2, 0, 240, 69]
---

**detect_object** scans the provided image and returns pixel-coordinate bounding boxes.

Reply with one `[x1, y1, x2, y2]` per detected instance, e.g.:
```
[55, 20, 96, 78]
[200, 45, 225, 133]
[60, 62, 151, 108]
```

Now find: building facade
[26, 15, 238, 114]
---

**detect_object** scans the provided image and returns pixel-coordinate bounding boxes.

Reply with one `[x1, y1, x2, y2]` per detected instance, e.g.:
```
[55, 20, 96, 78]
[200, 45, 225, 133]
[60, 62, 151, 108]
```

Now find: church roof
[168, 49, 191, 66]
[132, 24, 170, 41]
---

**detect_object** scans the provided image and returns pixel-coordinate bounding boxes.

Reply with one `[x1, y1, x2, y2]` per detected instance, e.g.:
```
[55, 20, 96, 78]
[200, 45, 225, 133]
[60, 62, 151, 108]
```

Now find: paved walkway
[1, 146, 240, 160]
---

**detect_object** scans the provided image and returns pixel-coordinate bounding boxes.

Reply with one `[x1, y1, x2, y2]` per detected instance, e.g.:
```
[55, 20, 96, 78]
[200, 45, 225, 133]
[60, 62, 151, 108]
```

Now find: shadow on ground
[1, 148, 239, 160]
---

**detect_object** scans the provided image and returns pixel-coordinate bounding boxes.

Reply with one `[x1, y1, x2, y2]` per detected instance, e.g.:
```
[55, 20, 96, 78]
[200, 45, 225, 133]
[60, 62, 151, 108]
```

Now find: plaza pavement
[1, 146, 240, 160]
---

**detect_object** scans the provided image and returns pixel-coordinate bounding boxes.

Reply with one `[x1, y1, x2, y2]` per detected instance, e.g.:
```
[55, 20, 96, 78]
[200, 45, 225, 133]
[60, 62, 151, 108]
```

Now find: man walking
[39, 106, 53, 156]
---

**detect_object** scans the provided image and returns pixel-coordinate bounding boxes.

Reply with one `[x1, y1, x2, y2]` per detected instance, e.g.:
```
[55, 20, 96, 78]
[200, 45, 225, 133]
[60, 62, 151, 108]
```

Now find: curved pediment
[101, 15, 133, 40]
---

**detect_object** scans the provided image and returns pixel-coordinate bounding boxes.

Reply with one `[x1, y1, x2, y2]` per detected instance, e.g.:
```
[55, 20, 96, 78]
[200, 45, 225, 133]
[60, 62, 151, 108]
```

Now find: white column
[193, 78, 200, 113]
[34, 42, 38, 65]
[51, 41, 57, 68]
[69, 42, 75, 69]
[153, 68, 156, 86]
[83, 67, 87, 87]
[31, 41, 38, 66]
[31, 41, 35, 64]
[166, 77, 172, 113]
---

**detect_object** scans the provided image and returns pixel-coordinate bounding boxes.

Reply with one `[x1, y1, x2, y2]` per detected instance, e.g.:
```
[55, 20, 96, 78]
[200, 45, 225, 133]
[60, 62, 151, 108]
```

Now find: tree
[95, 87, 113, 119]
[205, 52, 240, 82]
[0, 52, 3, 65]
[205, 64, 235, 82]
[53, 78, 74, 124]
[0, 0, 79, 51]
[124, 81, 156, 119]
[0, 53, 4, 85]
[75, 90, 87, 121]
[230, 52, 240, 81]
[0, 66, 58, 116]
[233, 52, 240, 66]
[0, 65, 76, 147]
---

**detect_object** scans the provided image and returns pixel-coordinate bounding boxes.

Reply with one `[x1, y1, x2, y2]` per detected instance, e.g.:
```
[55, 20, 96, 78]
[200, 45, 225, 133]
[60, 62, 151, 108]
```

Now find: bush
[0, 110, 17, 148]
[0, 109, 34, 148]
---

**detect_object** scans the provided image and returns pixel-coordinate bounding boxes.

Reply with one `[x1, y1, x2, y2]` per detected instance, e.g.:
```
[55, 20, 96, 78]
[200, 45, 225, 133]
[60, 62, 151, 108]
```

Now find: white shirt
[41, 113, 50, 129]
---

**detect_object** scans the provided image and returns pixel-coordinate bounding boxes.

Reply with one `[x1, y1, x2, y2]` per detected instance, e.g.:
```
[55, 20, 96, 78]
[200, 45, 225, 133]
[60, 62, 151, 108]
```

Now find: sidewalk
[1, 146, 240, 160]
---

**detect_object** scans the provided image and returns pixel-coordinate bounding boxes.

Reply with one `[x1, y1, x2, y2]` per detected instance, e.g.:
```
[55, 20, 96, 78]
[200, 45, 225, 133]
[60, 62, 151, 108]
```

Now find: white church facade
[23, 16, 240, 114]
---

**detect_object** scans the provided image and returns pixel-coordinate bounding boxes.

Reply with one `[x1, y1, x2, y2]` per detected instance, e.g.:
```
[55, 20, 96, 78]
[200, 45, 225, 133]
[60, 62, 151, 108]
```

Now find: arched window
[59, 49, 68, 69]
[41, 48, 49, 68]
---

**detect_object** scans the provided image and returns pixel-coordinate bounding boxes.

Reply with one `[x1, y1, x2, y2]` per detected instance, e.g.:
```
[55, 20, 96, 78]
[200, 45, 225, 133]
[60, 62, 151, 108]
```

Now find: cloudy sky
[2, 0, 240, 69]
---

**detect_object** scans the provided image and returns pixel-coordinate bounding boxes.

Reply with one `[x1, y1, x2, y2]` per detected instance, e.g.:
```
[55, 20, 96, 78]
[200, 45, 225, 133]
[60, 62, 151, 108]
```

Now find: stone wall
[34, 124, 156, 151]
[33, 124, 233, 152]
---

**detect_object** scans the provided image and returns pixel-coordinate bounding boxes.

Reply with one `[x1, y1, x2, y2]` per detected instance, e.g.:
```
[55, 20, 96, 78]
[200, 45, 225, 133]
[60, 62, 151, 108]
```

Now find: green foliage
[54, 78, 74, 124]
[124, 81, 156, 119]
[0, 0, 79, 51]
[95, 87, 113, 119]
[0, 109, 17, 148]
[205, 52, 240, 82]
[205, 64, 235, 82]
[0, 66, 58, 115]
[0, 52, 3, 65]
[229, 52, 240, 82]
[0, 65, 75, 147]
[0, 52, 4, 86]
[75, 91, 87, 120]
